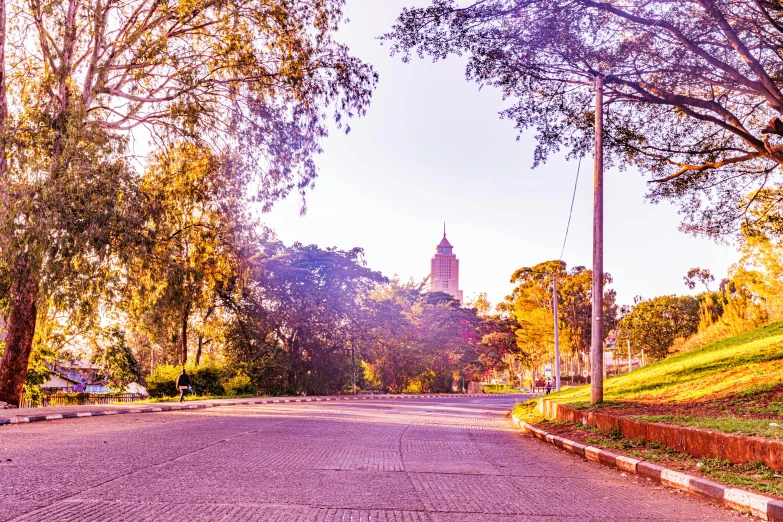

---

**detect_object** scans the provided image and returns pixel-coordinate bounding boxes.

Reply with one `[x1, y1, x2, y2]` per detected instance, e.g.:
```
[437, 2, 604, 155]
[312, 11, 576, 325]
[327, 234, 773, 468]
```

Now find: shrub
[403, 378, 424, 394]
[482, 383, 514, 393]
[431, 370, 454, 393]
[146, 364, 180, 398]
[190, 364, 224, 395]
[146, 363, 226, 398]
[22, 383, 46, 406]
[223, 372, 255, 396]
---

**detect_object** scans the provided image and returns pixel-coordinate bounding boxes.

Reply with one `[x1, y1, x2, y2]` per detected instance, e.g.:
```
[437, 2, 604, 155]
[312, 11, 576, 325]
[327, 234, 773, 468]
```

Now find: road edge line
[0, 393, 532, 426]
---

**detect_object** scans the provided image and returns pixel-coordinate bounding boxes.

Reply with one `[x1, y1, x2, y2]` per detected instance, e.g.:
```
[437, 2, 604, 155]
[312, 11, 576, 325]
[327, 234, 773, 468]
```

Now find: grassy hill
[537, 321, 783, 439]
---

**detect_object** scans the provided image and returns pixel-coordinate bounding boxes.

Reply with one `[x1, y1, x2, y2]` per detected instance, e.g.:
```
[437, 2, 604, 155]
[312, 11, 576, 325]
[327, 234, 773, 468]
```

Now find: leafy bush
[146, 364, 180, 398]
[482, 383, 514, 393]
[22, 383, 47, 406]
[191, 364, 225, 395]
[146, 363, 226, 398]
[431, 370, 454, 393]
[223, 372, 255, 396]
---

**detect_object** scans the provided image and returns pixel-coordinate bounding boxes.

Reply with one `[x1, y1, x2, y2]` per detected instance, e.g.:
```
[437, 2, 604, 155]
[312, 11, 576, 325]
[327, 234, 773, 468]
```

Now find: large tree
[123, 143, 245, 367]
[384, 1, 783, 236]
[617, 295, 701, 360]
[244, 242, 386, 395]
[0, 0, 376, 405]
[503, 260, 617, 374]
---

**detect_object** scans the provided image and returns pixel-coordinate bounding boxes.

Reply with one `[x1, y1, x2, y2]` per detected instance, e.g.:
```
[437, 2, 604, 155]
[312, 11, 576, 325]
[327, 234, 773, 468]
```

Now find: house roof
[57, 359, 102, 371]
[47, 372, 79, 384]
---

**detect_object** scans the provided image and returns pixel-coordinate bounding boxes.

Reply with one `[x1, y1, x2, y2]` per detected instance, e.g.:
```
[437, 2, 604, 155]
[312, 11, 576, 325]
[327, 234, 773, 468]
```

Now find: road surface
[0, 396, 746, 521]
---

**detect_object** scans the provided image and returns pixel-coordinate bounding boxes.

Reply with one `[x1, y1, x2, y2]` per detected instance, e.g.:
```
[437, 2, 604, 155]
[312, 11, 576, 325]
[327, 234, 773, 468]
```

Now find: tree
[470, 317, 521, 382]
[243, 242, 386, 395]
[361, 280, 481, 393]
[361, 280, 428, 393]
[466, 292, 492, 316]
[123, 143, 245, 367]
[504, 260, 617, 376]
[730, 225, 783, 320]
[0, 0, 376, 405]
[384, 1, 783, 236]
[618, 295, 700, 360]
[91, 328, 141, 392]
[684, 268, 715, 291]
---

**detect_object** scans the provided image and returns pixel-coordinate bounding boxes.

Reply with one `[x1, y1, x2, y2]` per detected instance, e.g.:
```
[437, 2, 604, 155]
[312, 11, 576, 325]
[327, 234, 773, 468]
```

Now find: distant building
[430, 225, 463, 303]
[41, 372, 79, 392]
[42, 359, 109, 393]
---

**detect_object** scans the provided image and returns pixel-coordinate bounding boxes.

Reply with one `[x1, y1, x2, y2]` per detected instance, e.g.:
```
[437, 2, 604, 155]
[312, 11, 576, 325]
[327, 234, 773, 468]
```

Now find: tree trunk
[0, 0, 7, 180]
[287, 338, 299, 394]
[179, 310, 188, 366]
[0, 263, 38, 406]
[195, 334, 203, 366]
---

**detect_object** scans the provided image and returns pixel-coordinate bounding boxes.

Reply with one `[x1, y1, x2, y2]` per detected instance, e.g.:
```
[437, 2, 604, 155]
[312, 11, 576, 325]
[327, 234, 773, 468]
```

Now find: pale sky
[261, 0, 737, 308]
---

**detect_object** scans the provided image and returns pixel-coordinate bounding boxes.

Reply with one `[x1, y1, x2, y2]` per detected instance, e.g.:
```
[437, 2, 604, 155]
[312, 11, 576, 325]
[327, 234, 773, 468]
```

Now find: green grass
[633, 415, 783, 440]
[511, 400, 546, 423]
[481, 384, 529, 393]
[546, 321, 783, 409]
[131, 393, 258, 403]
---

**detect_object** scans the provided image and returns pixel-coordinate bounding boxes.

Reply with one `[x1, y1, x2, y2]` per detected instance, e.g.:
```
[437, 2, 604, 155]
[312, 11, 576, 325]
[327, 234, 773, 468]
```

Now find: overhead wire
[559, 156, 582, 262]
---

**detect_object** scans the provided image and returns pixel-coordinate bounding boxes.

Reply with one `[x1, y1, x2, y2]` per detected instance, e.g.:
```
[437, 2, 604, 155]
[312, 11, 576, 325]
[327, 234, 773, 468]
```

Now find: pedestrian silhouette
[176, 368, 192, 402]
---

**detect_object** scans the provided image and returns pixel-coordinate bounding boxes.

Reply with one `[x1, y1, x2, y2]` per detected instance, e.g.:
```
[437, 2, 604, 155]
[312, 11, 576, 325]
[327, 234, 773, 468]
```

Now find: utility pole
[351, 343, 356, 395]
[627, 339, 632, 374]
[590, 75, 605, 404]
[552, 273, 561, 392]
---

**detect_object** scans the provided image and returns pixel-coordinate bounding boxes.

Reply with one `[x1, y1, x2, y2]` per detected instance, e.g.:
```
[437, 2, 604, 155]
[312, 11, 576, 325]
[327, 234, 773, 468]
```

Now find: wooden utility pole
[590, 75, 605, 404]
[553, 273, 561, 392]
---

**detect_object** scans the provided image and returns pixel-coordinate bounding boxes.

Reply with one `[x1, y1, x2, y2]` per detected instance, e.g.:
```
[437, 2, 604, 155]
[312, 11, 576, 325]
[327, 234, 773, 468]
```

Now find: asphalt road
[0, 396, 748, 521]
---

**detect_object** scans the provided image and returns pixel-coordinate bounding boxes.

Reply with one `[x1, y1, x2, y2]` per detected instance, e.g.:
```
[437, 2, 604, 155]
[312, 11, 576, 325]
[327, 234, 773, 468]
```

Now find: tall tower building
[430, 224, 463, 303]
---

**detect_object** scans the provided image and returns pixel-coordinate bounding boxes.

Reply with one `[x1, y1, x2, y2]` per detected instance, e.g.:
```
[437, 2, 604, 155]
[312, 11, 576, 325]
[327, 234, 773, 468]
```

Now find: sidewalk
[0, 393, 524, 425]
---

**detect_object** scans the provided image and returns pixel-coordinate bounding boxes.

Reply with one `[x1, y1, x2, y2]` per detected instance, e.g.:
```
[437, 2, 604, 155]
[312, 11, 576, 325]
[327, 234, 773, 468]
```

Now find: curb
[512, 415, 783, 521]
[537, 398, 783, 472]
[0, 393, 527, 426]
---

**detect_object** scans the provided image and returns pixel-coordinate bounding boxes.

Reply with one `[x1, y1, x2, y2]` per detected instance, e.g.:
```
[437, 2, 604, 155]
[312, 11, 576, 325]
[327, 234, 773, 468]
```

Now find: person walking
[176, 368, 192, 403]
[545, 380, 552, 395]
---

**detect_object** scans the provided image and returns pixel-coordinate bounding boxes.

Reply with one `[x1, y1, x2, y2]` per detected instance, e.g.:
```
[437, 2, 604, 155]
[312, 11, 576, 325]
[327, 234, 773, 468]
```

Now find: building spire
[443, 221, 446, 237]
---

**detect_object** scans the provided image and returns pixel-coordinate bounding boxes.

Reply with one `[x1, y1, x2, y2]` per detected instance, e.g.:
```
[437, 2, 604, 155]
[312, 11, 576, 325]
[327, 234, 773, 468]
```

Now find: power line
[559, 156, 582, 262]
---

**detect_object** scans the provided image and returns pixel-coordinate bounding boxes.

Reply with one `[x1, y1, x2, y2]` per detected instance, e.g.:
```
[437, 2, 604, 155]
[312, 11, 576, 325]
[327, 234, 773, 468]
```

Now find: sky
[261, 0, 737, 308]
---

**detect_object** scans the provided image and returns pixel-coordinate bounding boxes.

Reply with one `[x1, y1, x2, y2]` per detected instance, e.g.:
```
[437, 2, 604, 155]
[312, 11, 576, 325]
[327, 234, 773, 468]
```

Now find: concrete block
[636, 461, 664, 482]
[767, 499, 783, 522]
[687, 477, 725, 502]
[584, 446, 601, 463]
[597, 449, 618, 467]
[561, 439, 586, 457]
[615, 455, 640, 473]
[724, 488, 775, 519]
[661, 468, 691, 491]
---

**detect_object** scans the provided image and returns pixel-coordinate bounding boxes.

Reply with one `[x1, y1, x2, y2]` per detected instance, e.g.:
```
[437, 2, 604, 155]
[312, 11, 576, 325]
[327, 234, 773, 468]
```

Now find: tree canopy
[0, 0, 377, 405]
[384, 0, 783, 237]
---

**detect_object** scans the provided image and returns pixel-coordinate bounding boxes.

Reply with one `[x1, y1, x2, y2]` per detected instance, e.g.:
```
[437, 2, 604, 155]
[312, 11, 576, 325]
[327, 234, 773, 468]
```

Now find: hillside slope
[543, 321, 783, 438]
